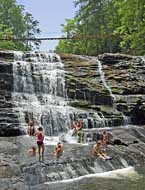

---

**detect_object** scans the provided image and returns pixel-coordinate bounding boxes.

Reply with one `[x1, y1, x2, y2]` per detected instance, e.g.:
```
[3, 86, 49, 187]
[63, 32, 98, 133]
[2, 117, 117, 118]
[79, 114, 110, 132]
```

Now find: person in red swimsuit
[35, 127, 44, 161]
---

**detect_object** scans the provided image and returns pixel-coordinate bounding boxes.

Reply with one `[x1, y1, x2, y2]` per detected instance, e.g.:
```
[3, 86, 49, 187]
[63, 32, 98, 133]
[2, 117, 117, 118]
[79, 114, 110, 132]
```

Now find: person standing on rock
[27, 120, 35, 136]
[35, 127, 45, 161]
[76, 120, 83, 143]
[71, 121, 77, 136]
[102, 130, 109, 148]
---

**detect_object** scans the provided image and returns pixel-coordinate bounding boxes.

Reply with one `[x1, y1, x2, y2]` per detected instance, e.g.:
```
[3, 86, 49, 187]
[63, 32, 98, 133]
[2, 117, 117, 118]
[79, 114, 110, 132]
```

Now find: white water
[9, 51, 144, 188]
[44, 130, 77, 145]
[97, 59, 115, 99]
[12, 51, 70, 135]
[12, 52, 107, 138]
[122, 113, 131, 128]
[44, 166, 139, 185]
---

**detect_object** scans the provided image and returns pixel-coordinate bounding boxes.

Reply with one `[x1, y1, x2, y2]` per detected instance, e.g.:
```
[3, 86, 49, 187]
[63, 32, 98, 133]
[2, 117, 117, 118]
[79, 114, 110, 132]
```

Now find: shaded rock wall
[60, 53, 145, 126]
[0, 52, 22, 136]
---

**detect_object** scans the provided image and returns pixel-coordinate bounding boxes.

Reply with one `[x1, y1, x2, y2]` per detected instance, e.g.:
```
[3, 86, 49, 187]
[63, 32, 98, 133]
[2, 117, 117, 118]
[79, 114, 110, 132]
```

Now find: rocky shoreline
[0, 125, 145, 190]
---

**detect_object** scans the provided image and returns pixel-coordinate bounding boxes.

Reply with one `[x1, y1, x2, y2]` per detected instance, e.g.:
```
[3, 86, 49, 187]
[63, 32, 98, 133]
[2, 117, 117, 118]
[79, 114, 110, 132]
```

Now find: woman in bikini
[27, 120, 35, 136]
[35, 127, 44, 161]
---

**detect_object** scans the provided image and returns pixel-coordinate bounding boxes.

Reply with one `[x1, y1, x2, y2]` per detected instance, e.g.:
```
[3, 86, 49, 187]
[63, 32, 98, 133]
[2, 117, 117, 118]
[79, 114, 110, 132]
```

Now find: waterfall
[97, 59, 115, 99]
[12, 51, 70, 136]
[11, 51, 110, 138]
[122, 113, 131, 127]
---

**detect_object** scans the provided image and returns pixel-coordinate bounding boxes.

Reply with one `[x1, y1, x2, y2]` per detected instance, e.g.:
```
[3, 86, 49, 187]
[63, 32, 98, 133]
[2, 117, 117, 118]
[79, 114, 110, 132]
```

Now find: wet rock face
[131, 100, 145, 124]
[0, 60, 23, 136]
[0, 62, 13, 90]
[0, 51, 145, 189]
[0, 127, 145, 190]
[61, 54, 113, 105]
[61, 53, 145, 126]
[0, 51, 145, 135]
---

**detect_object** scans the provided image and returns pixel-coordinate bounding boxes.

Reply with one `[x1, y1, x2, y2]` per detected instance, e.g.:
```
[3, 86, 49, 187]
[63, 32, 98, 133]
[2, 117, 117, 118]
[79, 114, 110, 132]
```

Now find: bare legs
[38, 144, 44, 162]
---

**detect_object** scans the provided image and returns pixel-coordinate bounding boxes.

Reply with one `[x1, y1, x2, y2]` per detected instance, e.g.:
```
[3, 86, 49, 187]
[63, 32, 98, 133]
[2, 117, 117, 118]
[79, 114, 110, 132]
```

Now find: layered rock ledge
[60, 53, 145, 125]
[0, 126, 145, 190]
[0, 51, 145, 189]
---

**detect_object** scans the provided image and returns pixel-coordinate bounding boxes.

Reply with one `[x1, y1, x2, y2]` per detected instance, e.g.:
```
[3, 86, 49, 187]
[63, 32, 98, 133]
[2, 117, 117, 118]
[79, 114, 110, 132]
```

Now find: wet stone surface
[0, 126, 145, 190]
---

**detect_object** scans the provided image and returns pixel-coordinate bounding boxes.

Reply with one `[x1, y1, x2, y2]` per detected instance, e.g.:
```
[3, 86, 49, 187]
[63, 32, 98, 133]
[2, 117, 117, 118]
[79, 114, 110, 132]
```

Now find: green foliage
[24, 12, 41, 50]
[0, 0, 41, 50]
[113, 0, 145, 55]
[56, 0, 145, 55]
[0, 24, 16, 49]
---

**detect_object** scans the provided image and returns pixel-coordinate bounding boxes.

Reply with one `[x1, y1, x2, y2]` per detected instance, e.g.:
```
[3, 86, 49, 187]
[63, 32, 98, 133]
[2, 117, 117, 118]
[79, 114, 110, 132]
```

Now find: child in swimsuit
[54, 142, 64, 161]
[27, 146, 37, 156]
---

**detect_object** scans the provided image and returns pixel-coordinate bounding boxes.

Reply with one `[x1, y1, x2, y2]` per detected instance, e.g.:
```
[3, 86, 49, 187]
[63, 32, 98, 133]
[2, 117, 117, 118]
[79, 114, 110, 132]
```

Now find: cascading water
[1, 51, 145, 190]
[12, 51, 71, 136]
[122, 113, 131, 127]
[97, 59, 115, 100]
[12, 51, 106, 139]
[97, 59, 127, 127]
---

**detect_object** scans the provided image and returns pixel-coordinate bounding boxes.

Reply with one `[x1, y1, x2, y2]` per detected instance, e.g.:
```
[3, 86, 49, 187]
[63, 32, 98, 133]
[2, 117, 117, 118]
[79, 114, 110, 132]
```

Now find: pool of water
[45, 165, 145, 190]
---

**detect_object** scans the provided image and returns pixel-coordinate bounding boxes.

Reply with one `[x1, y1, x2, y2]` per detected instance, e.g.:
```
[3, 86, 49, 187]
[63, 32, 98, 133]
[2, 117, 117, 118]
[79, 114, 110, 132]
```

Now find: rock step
[20, 141, 144, 185]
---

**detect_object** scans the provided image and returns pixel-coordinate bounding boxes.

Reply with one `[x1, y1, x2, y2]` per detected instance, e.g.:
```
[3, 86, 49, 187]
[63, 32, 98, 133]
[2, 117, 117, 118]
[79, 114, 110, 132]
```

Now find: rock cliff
[0, 51, 145, 190]
[0, 51, 23, 136]
[60, 53, 145, 126]
[0, 51, 145, 135]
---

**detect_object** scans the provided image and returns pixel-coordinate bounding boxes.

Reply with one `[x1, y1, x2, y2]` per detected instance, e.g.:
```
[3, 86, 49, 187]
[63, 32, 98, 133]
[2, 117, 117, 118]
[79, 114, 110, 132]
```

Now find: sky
[16, 0, 76, 51]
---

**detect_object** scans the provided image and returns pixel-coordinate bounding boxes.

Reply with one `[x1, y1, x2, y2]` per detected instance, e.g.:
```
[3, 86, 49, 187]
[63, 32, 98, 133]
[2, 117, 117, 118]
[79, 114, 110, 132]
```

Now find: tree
[24, 13, 41, 50]
[56, 0, 121, 55]
[113, 0, 145, 55]
[0, 24, 16, 50]
[0, 0, 41, 50]
[56, 0, 145, 55]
